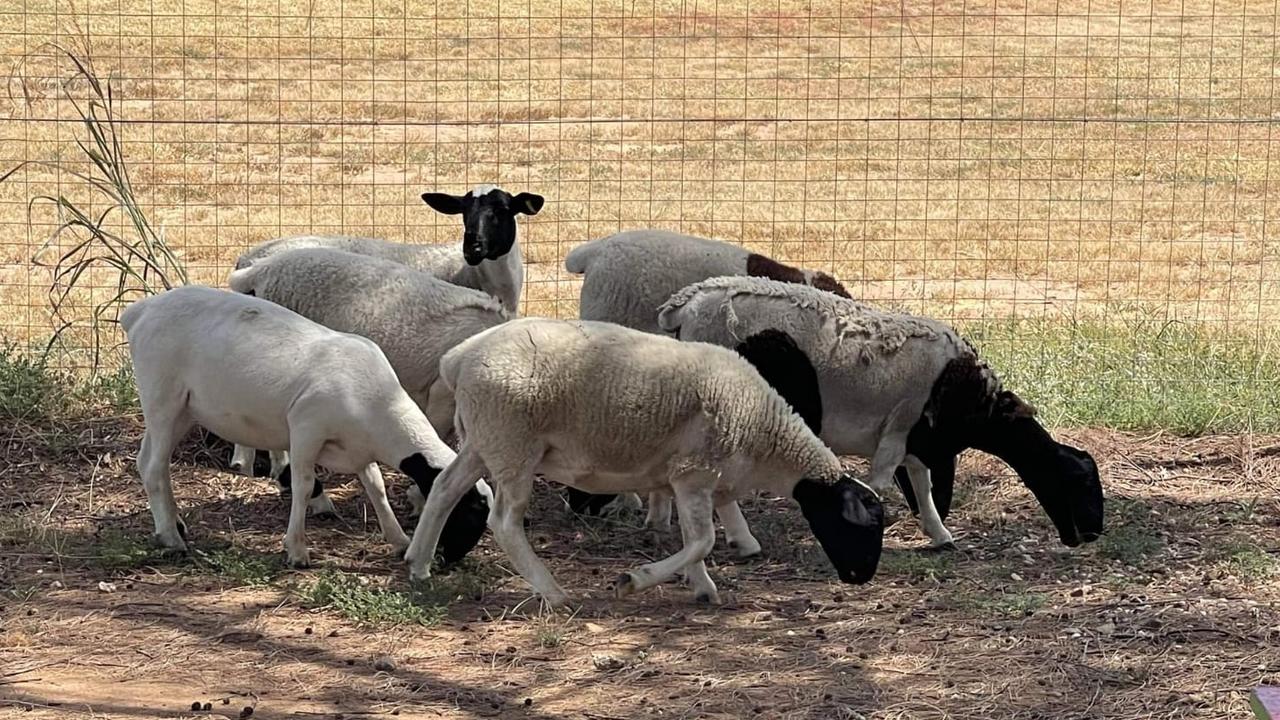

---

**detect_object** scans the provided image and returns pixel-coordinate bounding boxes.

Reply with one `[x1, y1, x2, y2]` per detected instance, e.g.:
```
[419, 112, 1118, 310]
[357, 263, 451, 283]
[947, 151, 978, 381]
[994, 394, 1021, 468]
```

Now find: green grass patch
[197, 546, 283, 586]
[90, 529, 172, 569]
[1093, 499, 1164, 564]
[0, 342, 71, 422]
[969, 318, 1280, 434]
[1208, 537, 1278, 581]
[953, 590, 1048, 618]
[878, 549, 956, 582]
[299, 571, 446, 627]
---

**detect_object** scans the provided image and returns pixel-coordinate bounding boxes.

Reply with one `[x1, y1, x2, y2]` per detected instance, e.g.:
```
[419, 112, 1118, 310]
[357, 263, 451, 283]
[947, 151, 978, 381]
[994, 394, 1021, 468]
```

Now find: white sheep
[657, 276, 1105, 549]
[403, 318, 885, 607]
[561, 229, 852, 516]
[120, 285, 490, 567]
[225, 247, 510, 511]
[235, 185, 542, 313]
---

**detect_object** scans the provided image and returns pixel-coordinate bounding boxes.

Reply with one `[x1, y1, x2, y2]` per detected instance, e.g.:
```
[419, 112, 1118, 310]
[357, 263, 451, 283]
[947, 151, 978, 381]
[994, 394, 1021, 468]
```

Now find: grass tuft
[878, 550, 956, 582]
[198, 546, 283, 586]
[1208, 538, 1278, 582]
[1094, 500, 1164, 564]
[954, 590, 1048, 618]
[300, 571, 446, 627]
[0, 342, 71, 421]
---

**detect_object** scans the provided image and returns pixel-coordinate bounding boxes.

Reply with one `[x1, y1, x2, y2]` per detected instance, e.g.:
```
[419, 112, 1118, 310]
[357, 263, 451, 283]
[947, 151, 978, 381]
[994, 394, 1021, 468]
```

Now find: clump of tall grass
[2, 38, 186, 372]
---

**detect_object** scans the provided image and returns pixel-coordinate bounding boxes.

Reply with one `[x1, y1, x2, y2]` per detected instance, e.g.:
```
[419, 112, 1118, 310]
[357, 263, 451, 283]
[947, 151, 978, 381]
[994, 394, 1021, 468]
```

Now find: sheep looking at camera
[236, 185, 543, 312]
[403, 318, 885, 607]
[119, 286, 490, 568]
[657, 276, 1104, 549]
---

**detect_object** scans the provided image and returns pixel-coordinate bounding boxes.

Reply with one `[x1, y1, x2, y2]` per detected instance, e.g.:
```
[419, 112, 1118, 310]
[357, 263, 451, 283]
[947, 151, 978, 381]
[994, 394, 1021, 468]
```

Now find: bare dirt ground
[2, 420, 1278, 720]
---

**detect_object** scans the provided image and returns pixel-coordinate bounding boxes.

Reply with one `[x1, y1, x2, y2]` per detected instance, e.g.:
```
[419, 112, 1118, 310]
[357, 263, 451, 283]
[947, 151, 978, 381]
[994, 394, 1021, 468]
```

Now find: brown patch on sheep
[811, 271, 852, 298]
[746, 253, 806, 284]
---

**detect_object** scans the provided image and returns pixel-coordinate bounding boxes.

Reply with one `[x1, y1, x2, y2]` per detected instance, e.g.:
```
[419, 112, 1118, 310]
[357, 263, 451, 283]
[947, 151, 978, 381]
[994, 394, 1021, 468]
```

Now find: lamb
[560, 229, 852, 515]
[657, 276, 1105, 549]
[403, 318, 885, 607]
[235, 184, 542, 312]
[120, 285, 490, 568]
[225, 247, 510, 510]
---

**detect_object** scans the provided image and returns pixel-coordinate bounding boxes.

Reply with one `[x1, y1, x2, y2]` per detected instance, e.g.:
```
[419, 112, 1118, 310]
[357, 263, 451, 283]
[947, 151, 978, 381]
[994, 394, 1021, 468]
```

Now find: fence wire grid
[1, 1, 1277, 397]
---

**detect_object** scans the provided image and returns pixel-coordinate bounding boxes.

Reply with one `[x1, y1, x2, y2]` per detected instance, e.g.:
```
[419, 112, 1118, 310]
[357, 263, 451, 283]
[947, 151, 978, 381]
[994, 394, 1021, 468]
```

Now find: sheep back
[440, 318, 840, 486]
[228, 248, 508, 398]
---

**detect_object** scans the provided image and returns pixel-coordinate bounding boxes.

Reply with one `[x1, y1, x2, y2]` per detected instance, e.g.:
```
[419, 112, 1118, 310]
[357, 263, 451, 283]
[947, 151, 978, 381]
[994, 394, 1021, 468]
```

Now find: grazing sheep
[657, 277, 1104, 549]
[235, 185, 542, 312]
[226, 247, 510, 511]
[403, 318, 885, 607]
[120, 285, 489, 567]
[561, 229, 852, 515]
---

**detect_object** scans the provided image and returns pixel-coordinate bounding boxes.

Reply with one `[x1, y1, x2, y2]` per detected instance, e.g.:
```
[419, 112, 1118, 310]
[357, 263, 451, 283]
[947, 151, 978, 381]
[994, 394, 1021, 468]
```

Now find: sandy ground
[2, 419, 1279, 719]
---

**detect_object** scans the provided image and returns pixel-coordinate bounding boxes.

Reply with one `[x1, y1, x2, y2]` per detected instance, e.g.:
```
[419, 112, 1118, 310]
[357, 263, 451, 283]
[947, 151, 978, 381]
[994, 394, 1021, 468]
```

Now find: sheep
[235, 185, 542, 313]
[225, 247, 510, 512]
[560, 229, 852, 516]
[656, 276, 1105, 549]
[119, 285, 490, 568]
[565, 229, 852, 334]
[402, 318, 885, 607]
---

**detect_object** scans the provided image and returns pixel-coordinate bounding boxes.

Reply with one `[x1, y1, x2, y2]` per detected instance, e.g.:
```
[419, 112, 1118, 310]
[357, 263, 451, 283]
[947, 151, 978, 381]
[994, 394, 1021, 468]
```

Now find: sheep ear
[997, 390, 1037, 418]
[421, 192, 465, 215]
[512, 193, 544, 216]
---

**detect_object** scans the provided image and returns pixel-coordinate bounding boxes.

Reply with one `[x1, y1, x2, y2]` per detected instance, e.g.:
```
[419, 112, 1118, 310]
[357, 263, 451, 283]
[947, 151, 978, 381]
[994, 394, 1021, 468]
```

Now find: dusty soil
[2, 419, 1279, 719]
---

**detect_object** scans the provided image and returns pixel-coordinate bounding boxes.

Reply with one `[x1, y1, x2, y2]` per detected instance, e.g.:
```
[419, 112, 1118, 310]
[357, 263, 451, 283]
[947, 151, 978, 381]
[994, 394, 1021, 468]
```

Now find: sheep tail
[563, 240, 600, 274]
[118, 294, 150, 332]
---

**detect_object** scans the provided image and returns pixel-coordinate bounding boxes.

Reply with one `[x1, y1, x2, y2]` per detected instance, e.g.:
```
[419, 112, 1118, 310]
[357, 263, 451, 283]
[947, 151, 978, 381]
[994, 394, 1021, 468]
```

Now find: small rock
[1010, 573, 1023, 582]
[373, 655, 397, 672]
[49, 580, 63, 590]
[202, 703, 212, 712]
[191, 702, 203, 712]
[523, 698, 533, 707]
[239, 708, 253, 719]
[97, 581, 117, 593]
[1096, 622, 1116, 636]
[584, 622, 606, 634]
[304, 626, 313, 635]
[592, 653, 626, 671]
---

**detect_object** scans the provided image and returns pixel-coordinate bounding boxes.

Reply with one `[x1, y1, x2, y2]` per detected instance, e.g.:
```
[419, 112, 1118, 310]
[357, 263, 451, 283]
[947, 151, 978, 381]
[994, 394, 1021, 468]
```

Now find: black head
[399, 453, 489, 566]
[421, 186, 544, 266]
[1014, 436, 1104, 547]
[792, 474, 884, 584]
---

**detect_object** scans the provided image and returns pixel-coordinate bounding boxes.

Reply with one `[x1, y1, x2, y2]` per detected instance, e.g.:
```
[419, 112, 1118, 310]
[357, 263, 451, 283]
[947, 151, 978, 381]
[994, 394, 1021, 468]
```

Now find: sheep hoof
[693, 591, 720, 605]
[286, 549, 311, 568]
[308, 494, 338, 518]
[729, 538, 762, 559]
[614, 572, 638, 598]
[920, 541, 957, 554]
[154, 531, 189, 554]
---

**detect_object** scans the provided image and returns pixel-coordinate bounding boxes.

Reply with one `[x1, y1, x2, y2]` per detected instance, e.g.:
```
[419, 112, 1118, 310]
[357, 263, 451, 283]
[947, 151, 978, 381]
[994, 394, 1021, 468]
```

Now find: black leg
[276, 464, 324, 498]
[894, 466, 920, 516]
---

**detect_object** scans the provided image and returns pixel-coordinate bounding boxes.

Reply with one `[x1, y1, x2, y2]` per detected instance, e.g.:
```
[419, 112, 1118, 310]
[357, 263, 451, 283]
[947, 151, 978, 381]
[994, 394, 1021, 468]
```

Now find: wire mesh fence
[1, 1, 1277, 425]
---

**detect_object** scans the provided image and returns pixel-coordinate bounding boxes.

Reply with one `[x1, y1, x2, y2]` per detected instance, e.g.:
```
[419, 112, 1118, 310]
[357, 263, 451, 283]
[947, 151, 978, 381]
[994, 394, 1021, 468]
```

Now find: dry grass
[2, 0, 1279, 365]
[2, 417, 1279, 719]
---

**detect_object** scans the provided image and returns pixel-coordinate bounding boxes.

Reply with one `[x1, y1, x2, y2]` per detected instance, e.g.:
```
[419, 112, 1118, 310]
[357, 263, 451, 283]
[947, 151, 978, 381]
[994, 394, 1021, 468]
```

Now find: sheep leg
[229, 443, 255, 475]
[617, 476, 717, 602]
[268, 450, 289, 479]
[644, 490, 673, 531]
[868, 435, 908, 493]
[488, 470, 571, 608]
[281, 436, 323, 568]
[355, 463, 412, 554]
[903, 456, 955, 549]
[405, 448, 488, 579]
[137, 413, 193, 552]
[716, 501, 761, 558]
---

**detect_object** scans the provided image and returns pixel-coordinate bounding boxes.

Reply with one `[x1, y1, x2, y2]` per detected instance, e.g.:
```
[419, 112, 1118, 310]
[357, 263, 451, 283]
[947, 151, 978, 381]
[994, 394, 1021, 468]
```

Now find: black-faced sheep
[403, 318, 885, 607]
[657, 276, 1104, 549]
[120, 286, 490, 567]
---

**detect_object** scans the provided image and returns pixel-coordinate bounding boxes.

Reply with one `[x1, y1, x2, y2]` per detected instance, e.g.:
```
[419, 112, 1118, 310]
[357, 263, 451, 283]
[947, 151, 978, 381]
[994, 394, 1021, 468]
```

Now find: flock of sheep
[120, 184, 1106, 607]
